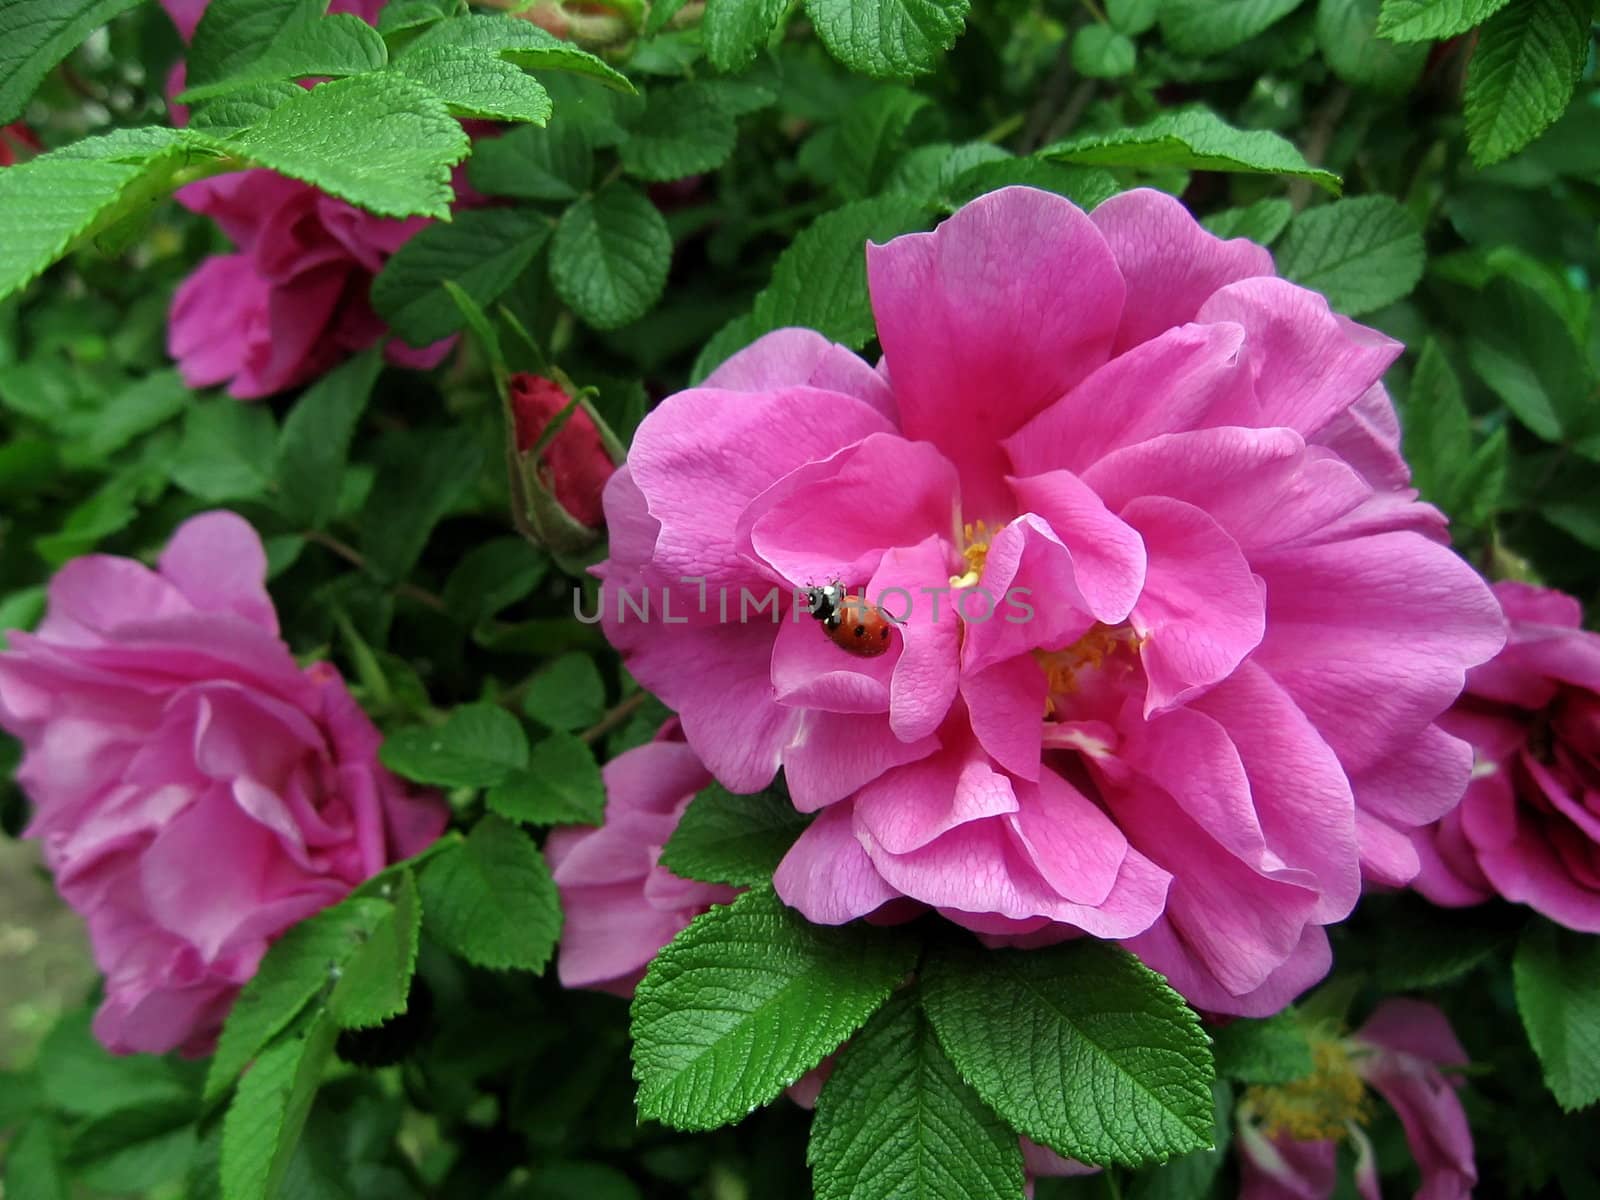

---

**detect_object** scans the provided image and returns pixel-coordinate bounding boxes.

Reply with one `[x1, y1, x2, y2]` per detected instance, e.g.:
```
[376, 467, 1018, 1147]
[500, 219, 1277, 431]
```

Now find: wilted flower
[1238, 1000, 1476, 1199]
[1413, 580, 1600, 931]
[597, 186, 1504, 1014]
[0, 513, 446, 1055]
[546, 730, 735, 995]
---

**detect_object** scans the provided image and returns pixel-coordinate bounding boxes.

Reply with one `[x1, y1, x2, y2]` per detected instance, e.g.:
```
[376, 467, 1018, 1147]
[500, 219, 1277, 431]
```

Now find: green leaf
[1275, 195, 1424, 315]
[750, 195, 931, 348]
[199, 72, 470, 218]
[703, 0, 789, 70]
[619, 83, 738, 181]
[37, 1010, 198, 1118]
[1160, 0, 1305, 56]
[372, 208, 549, 347]
[0, 130, 216, 302]
[467, 120, 594, 201]
[1373, 892, 1522, 988]
[659, 784, 811, 887]
[221, 1013, 337, 1200]
[1201, 196, 1293, 243]
[0, 587, 46, 648]
[417, 814, 563, 971]
[381, 702, 530, 788]
[443, 537, 548, 624]
[358, 424, 485, 580]
[1211, 1012, 1314, 1085]
[1107, 0, 1160, 34]
[487, 731, 606, 825]
[1125, 1081, 1233, 1200]
[273, 351, 379, 530]
[631, 885, 918, 1130]
[922, 940, 1216, 1167]
[1398, 339, 1507, 529]
[521, 652, 607, 732]
[810, 989, 1025, 1200]
[187, 0, 320, 88]
[67, 368, 189, 464]
[836, 87, 932, 199]
[1072, 24, 1138, 78]
[1463, 0, 1591, 167]
[67, 1104, 199, 1194]
[179, 14, 388, 101]
[169, 399, 278, 502]
[399, 13, 635, 93]
[1042, 108, 1341, 194]
[1465, 277, 1592, 446]
[550, 181, 672, 330]
[205, 896, 396, 1102]
[389, 46, 552, 123]
[1515, 921, 1600, 1111]
[4, 1119, 68, 1200]
[187, 82, 302, 137]
[1377, 0, 1512, 40]
[804, 0, 971, 79]
[0, 0, 145, 125]
[328, 871, 422, 1030]
[1316, 0, 1428, 92]
[942, 157, 1119, 211]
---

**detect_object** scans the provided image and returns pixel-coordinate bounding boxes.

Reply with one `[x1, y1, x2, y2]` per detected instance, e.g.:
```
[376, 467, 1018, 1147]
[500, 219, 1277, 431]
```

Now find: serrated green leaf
[205, 896, 395, 1102]
[1377, 0, 1511, 40]
[195, 73, 470, 218]
[550, 181, 672, 329]
[358, 423, 486, 580]
[220, 1013, 337, 1200]
[187, 0, 321, 87]
[750, 195, 930, 348]
[487, 731, 605, 825]
[1374, 892, 1522, 988]
[328, 871, 422, 1030]
[1316, 0, 1428, 92]
[804, 0, 971, 79]
[179, 14, 388, 101]
[1107, 0, 1160, 34]
[521, 653, 607, 732]
[0, 0, 145, 125]
[922, 940, 1215, 1167]
[1465, 277, 1592, 445]
[390, 46, 552, 123]
[1463, 0, 1590, 167]
[187, 82, 302, 137]
[4, 1119, 67, 1200]
[1042, 108, 1341, 194]
[1160, 0, 1305, 56]
[619, 83, 738, 181]
[372, 208, 549, 346]
[418, 814, 563, 971]
[659, 784, 811, 887]
[468, 120, 594, 201]
[381, 702, 529, 788]
[67, 1103, 199, 1194]
[380, 0, 451, 36]
[170, 398, 278, 502]
[1276, 195, 1424, 314]
[37, 1010, 198, 1118]
[943, 157, 1119, 211]
[1515, 922, 1600, 1111]
[1072, 24, 1137, 78]
[398, 13, 635, 93]
[703, 0, 789, 70]
[630, 885, 918, 1130]
[0, 131, 218, 301]
[1201, 196, 1293, 243]
[68, 368, 189, 464]
[1211, 1012, 1314, 1085]
[1125, 1081, 1233, 1200]
[273, 351, 379, 530]
[836, 86, 931, 198]
[443, 536, 548, 624]
[810, 989, 1025, 1200]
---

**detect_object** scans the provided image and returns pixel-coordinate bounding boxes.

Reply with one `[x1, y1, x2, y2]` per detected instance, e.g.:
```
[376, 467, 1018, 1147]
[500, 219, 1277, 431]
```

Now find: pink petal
[867, 186, 1124, 518]
[773, 803, 904, 924]
[852, 737, 1020, 855]
[157, 512, 277, 634]
[870, 535, 961, 743]
[704, 327, 896, 421]
[781, 709, 938, 812]
[1008, 471, 1148, 622]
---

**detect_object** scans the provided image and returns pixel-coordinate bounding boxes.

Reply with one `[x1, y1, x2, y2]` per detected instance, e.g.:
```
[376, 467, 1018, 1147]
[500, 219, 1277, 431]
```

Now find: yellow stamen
[1244, 1035, 1372, 1143]
[949, 520, 993, 588]
[1035, 624, 1144, 715]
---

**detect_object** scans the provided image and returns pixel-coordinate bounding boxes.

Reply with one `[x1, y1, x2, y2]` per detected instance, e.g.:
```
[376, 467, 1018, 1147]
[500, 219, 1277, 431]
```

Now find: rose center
[949, 520, 995, 589]
[1244, 1037, 1371, 1142]
[1035, 623, 1144, 716]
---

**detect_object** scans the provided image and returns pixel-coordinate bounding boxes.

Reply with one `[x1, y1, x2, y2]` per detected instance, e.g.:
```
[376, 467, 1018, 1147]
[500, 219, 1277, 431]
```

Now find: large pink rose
[596, 186, 1505, 1015]
[0, 513, 447, 1055]
[168, 171, 454, 400]
[1238, 999, 1476, 1200]
[547, 734, 736, 996]
[1413, 581, 1600, 931]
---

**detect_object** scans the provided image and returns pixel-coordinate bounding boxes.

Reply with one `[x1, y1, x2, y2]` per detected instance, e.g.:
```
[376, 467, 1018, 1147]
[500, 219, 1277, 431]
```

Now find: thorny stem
[304, 530, 450, 613]
[579, 690, 650, 744]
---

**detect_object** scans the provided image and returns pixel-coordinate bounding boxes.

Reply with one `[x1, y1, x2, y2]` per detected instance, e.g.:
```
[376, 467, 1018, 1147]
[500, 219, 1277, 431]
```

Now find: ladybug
[805, 581, 893, 658]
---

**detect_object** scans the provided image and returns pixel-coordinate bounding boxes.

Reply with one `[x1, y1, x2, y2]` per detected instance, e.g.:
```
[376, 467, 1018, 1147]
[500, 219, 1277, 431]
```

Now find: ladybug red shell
[805, 582, 894, 658]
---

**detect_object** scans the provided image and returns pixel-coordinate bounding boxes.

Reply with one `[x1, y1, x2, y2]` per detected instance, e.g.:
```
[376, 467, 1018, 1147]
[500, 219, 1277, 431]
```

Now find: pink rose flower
[547, 734, 736, 996]
[1238, 999, 1476, 1200]
[1413, 580, 1600, 931]
[0, 513, 447, 1055]
[168, 171, 454, 399]
[596, 186, 1505, 1015]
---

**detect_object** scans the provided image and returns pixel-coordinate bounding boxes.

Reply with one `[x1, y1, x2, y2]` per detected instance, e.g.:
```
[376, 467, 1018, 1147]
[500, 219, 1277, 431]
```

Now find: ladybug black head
[806, 581, 843, 627]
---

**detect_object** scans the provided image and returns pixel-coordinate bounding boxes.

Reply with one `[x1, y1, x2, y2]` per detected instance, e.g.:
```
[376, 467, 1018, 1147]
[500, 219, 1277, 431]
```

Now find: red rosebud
[508, 373, 615, 529]
[0, 122, 42, 167]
